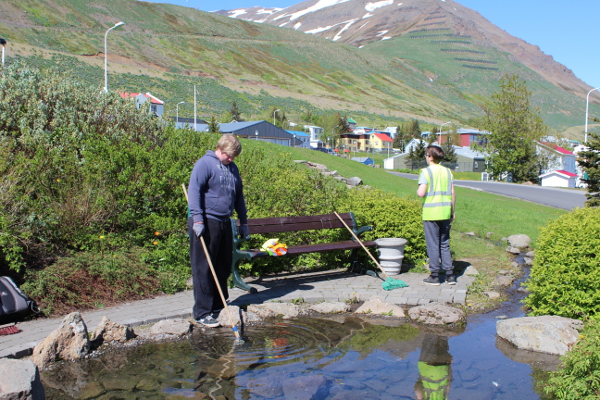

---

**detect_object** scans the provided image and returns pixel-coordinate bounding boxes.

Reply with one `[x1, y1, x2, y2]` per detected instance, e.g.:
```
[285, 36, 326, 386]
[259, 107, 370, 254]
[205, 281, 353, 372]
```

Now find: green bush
[21, 249, 161, 316]
[523, 207, 600, 319]
[544, 319, 600, 399]
[346, 188, 426, 266]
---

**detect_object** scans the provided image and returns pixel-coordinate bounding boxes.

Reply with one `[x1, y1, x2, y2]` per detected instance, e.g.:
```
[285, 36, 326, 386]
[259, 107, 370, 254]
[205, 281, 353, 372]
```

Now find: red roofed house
[370, 132, 394, 152]
[539, 170, 578, 188]
[120, 92, 164, 117]
[535, 141, 577, 187]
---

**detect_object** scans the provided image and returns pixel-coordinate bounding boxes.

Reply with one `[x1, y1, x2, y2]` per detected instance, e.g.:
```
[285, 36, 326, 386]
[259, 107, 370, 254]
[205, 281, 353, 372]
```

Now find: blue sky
[141, 0, 600, 91]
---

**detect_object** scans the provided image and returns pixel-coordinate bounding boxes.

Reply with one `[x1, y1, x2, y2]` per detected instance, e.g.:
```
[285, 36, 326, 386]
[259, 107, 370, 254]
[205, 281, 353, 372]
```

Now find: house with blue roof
[175, 120, 297, 146]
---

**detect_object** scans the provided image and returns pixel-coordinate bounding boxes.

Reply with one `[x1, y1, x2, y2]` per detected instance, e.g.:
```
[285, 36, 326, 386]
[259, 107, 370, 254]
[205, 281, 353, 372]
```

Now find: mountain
[0, 0, 595, 135]
[215, 0, 588, 98]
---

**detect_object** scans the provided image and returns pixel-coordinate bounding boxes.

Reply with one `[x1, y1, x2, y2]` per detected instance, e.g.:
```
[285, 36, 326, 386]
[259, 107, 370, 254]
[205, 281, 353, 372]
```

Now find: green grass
[284, 146, 567, 245]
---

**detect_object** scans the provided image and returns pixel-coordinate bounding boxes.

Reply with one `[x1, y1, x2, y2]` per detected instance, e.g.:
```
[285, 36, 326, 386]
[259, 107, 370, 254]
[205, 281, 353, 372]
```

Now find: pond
[41, 269, 560, 400]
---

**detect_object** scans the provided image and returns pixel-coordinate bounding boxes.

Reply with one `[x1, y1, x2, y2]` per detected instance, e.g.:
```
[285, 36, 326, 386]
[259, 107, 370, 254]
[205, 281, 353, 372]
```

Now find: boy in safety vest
[417, 145, 456, 286]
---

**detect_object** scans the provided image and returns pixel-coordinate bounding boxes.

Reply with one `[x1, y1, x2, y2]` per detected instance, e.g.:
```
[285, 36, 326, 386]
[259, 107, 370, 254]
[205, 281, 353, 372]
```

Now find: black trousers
[188, 217, 232, 320]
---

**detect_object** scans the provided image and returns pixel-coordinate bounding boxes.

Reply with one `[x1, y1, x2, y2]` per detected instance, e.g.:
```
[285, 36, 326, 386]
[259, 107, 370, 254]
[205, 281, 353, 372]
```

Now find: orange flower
[154, 231, 160, 236]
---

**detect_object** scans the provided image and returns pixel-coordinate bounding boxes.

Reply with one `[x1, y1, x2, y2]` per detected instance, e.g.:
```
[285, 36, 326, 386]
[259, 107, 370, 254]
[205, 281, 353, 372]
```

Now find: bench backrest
[235, 212, 357, 235]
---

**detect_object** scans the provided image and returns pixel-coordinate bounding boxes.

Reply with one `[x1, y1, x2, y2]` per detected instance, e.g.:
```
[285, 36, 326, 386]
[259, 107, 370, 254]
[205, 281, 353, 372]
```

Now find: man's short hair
[426, 145, 445, 162]
[217, 134, 242, 157]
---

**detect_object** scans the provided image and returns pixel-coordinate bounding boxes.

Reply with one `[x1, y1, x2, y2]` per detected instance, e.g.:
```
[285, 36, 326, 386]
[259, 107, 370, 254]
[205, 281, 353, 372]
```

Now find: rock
[496, 315, 583, 355]
[282, 375, 328, 400]
[247, 376, 284, 398]
[408, 302, 465, 325]
[215, 306, 243, 326]
[0, 359, 45, 400]
[484, 291, 501, 300]
[463, 265, 479, 275]
[347, 177, 363, 186]
[354, 297, 405, 317]
[31, 312, 90, 370]
[247, 303, 300, 319]
[465, 231, 476, 236]
[525, 251, 535, 258]
[505, 246, 521, 254]
[150, 318, 191, 336]
[308, 301, 351, 314]
[524, 257, 534, 266]
[507, 234, 531, 249]
[494, 275, 514, 287]
[495, 337, 562, 371]
[90, 316, 136, 345]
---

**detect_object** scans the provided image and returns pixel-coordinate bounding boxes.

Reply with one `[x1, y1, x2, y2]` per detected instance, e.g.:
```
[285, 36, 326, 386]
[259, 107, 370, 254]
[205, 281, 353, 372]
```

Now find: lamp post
[439, 121, 452, 140]
[585, 87, 600, 144]
[0, 38, 6, 68]
[273, 109, 280, 126]
[176, 101, 184, 124]
[104, 22, 125, 92]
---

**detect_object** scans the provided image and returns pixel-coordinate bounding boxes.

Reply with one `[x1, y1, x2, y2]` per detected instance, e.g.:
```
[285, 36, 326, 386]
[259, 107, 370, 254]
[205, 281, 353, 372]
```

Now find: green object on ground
[382, 277, 408, 291]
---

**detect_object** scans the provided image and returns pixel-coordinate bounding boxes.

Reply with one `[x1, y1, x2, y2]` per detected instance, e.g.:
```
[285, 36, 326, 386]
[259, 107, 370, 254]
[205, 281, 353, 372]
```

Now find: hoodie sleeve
[188, 157, 210, 223]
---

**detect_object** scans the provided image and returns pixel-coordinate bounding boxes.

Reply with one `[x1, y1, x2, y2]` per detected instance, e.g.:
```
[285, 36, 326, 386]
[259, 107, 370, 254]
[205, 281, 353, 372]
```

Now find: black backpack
[0, 276, 40, 324]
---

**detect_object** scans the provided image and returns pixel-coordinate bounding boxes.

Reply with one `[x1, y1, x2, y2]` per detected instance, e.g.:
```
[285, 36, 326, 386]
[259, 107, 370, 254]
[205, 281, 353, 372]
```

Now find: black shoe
[423, 275, 441, 286]
[446, 274, 457, 285]
[196, 315, 220, 328]
[211, 309, 223, 319]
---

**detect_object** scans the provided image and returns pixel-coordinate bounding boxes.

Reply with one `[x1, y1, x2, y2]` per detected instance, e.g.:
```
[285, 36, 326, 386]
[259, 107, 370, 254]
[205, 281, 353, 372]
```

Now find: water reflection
[41, 312, 559, 400]
[414, 334, 452, 400]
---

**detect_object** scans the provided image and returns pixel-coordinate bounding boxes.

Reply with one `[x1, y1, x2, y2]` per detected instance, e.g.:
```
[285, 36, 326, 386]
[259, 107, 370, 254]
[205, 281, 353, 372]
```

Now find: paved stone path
[0, 269, 473, 359]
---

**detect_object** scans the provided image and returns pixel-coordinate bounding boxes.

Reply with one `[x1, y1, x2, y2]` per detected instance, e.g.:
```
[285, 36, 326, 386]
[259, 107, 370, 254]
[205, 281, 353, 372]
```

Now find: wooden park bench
[230, 212, 376, 293]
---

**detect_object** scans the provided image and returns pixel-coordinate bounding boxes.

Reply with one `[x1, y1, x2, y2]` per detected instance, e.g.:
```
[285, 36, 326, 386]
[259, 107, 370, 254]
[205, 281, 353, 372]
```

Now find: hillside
[0, 0, 597, 135]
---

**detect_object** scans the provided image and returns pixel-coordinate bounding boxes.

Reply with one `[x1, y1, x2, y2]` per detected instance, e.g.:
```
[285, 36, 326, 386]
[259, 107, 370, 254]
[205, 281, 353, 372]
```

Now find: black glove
[192, 222, 204, 238]
[239, 225, 250, 239]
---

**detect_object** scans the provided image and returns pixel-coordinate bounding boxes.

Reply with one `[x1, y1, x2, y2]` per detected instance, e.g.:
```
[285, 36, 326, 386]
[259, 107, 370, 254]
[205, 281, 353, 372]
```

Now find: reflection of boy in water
[414, 334, 452, 400]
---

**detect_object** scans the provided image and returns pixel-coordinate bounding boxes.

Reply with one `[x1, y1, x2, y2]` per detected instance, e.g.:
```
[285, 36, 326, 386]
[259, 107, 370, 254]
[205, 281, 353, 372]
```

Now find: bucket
[375, 238, 407, 275]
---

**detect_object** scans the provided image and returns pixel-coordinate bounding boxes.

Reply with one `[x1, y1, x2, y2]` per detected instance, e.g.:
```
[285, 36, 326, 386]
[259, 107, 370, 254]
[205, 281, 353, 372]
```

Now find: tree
[318, 113, 347, 149]
[578, 131, 600, 207]
[392, 124, 404, 150]
[207, 115, 220, 133]
[481, 74, 548, 182]
[407, 139, 427, 170]
[407, 119, 422, 138]
[229, 101, 242, 122]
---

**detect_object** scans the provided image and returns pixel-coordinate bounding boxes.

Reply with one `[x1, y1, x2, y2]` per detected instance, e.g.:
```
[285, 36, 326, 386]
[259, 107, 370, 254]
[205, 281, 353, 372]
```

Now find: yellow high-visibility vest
[418, 362, 451, 400]
[421, 164, 453, 221]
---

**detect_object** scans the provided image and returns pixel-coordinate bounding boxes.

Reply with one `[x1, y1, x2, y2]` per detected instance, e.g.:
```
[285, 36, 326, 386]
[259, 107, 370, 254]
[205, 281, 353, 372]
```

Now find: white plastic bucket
[375, 238, 407, 276]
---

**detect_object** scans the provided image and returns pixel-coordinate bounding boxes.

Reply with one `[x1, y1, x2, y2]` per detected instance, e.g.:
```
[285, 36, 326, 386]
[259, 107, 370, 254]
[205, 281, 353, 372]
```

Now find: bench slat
[238, 213, 355, 235]
[245, 240, 377, 258]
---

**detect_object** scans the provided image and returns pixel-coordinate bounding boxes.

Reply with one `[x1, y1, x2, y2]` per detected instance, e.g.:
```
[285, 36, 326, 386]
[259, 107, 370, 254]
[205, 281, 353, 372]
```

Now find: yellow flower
[153, 241, 158, 245]
[99, 235, 105, 239]
[154, 231, 160, 236]
[56, 178, 61, 182]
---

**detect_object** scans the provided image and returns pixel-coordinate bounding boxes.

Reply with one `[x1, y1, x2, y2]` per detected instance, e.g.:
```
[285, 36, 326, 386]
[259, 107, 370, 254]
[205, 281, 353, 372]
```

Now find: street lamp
[176, 101, 184, 124]
[0, 38, 6, 68]
[438, 121, 452, 144]
[273, 109, 280, 126]
[104, 22, 125, 92]
[585, 87, 600, 144]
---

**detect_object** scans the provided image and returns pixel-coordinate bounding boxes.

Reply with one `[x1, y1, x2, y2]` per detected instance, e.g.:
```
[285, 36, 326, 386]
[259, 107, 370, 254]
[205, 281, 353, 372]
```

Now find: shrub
[523, 207, 600, 319]
[21, 249, 161, 316]
[544, 319, 600, 399]
[345, 188, 426, 266]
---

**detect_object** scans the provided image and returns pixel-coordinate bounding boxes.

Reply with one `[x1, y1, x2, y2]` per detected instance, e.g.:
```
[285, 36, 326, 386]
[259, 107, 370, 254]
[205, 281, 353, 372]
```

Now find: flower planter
[375, 238, 407, 275]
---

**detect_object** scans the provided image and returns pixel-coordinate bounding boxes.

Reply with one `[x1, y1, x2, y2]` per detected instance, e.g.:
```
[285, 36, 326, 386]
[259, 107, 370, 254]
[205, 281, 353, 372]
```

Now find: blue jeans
[423, 220, 453, 276]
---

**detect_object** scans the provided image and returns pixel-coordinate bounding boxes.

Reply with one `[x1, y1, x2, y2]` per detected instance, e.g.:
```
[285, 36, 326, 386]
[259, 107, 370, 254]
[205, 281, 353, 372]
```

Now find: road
[388, 172, 586, 210]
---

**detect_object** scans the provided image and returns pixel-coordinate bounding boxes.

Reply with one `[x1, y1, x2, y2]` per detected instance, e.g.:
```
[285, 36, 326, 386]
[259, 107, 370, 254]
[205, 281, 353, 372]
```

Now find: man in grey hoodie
[188, 134, 249, 327]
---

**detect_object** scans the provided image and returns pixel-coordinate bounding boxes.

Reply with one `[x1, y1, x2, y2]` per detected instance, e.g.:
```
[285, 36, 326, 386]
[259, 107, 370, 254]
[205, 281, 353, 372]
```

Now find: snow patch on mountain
[365, 0, 394, 12]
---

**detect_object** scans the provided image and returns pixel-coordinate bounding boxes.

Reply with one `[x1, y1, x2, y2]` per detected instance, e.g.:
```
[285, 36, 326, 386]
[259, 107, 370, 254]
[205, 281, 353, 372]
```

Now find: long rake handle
[182, 184, 240, 339]
[334, 212, 390, 279]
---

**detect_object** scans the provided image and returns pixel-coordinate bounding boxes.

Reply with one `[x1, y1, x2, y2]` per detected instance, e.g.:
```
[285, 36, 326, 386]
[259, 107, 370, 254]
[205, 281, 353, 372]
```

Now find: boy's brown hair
[217, 134, 242, 157]
[425, 145, 445, 163]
